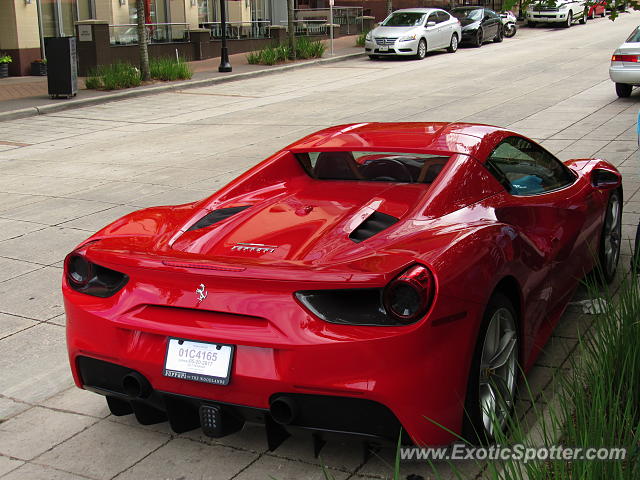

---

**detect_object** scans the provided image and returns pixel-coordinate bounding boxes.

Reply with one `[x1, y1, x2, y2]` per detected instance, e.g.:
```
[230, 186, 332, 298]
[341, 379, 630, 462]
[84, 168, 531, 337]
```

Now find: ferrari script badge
[231, 242, 277, 253]
[196, 283, 208, 302]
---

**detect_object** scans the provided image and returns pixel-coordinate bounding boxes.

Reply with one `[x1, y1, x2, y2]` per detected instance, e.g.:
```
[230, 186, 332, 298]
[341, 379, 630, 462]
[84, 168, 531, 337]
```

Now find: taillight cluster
[295, 264, 436, 326]
[64, 252, 128, 298]
[611, 54, 639, 62]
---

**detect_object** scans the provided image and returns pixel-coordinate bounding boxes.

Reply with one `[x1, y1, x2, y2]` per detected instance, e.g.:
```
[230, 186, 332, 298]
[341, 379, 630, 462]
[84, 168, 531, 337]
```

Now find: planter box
[0, 64, 8, 78]
[31, 62, 47, 76]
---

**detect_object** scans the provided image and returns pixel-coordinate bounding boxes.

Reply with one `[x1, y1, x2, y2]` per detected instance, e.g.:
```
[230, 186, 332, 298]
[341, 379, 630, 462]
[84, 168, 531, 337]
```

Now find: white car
[526, 0, 587, 28]
[610, 26, 640, 97]
[364, 8, 462, 60]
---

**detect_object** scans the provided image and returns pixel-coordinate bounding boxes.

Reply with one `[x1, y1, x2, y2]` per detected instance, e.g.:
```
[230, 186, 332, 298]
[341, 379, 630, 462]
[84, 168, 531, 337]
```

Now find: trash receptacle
[45, 37, 77, 99]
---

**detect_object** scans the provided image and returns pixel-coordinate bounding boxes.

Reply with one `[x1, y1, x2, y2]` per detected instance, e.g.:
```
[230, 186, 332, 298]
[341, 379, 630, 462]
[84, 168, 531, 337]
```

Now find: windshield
[451, 8, 483, 21]
[627, 27, 640, 43]
[382, 12, 426, 27]
[295, 151, 450, 183]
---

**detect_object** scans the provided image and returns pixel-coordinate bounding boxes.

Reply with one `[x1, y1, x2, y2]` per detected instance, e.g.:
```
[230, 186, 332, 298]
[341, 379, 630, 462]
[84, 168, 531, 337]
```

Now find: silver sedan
[364, 8, 462, 60]
[610, 25, 640, 97]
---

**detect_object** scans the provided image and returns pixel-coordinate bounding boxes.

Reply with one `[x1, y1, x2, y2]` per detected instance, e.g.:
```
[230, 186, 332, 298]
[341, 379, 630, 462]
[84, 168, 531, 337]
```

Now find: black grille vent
[187, 206, 250, 231]
[349, 211, 399, 243]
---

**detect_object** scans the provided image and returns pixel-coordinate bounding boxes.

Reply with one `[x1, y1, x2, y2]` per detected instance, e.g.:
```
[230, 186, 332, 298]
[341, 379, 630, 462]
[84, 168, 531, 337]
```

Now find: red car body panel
[64, 122, 621, 446]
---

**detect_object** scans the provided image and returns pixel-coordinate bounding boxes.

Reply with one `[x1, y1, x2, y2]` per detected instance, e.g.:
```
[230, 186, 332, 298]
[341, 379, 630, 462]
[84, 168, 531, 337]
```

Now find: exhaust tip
[270, 397, 297, 425]
[122, 372, 150, 398]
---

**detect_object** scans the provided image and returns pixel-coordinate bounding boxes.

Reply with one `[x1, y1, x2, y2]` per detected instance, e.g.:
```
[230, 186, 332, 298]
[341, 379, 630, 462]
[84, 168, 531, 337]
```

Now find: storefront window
[41, 0, 84, 37]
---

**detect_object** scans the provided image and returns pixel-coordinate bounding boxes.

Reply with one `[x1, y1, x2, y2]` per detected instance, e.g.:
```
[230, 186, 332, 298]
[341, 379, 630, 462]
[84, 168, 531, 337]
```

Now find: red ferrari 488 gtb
[63, 122, 622, 449]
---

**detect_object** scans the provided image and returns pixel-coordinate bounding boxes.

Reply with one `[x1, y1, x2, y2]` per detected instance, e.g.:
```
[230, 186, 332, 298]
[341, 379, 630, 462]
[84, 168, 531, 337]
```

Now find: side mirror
[427, 21, 437, 27]
[591, 168, 621, 190]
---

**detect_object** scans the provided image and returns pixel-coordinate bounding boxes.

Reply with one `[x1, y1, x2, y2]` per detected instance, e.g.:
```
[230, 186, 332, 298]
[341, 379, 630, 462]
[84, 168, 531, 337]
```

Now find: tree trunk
[136, 0, 150, 81]
[386, 0, 392, 15]
[287, 0, 296, 60]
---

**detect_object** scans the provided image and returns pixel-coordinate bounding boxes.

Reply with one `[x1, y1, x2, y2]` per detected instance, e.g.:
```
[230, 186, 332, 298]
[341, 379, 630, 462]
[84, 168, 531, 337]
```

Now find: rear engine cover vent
[187, 206, 250, 231]
[349, 211, 399, 243]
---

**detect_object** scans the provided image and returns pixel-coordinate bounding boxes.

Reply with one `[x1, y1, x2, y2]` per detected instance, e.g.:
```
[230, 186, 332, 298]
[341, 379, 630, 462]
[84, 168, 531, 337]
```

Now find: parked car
[364, 8, 461, 60]
[587, 0, 607, 18]
[609, 25, 640, 97]
[526, 0, 587, 27]
[63, 122, 622, 448]
[450, 7, 504, 47]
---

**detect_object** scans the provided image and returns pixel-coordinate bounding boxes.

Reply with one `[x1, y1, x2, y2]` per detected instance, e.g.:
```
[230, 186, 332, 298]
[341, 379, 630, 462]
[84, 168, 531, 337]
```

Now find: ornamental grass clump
[85, 62, 141, 90]
[149, 57, 193, 81]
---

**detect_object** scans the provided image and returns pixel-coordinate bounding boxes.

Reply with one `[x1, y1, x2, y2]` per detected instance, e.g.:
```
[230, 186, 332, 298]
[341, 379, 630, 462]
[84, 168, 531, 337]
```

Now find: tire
[589, 9, 595, 19]
[493, 25, 504, 43]
[615, 83, 632, 97]
[632, 222, 640, 273]
[597, 189, 622, 284]
[601, 9, 606, 17]
[579, 10, 587, 23]
[564, 11, 573, 27]
[504, 23, 517, 38]
[447, 34, 459, 53]
[527, 21, 536, 27]
[462, 292, 519, 444]
[368, 55, 378, 60]
[473, 29, 483, 47]
[416, 38, 427, 60]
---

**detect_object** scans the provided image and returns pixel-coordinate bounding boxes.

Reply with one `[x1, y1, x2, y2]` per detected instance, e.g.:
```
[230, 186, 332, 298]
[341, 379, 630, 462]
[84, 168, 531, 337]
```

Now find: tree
[287, 0, 296, 60]
[386, 0, 392, 15]
[136, 0, 150, 81]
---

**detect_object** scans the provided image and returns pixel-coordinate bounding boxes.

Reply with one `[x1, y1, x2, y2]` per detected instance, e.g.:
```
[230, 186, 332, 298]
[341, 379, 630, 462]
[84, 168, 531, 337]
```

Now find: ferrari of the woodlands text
[63, 122, 622, 448]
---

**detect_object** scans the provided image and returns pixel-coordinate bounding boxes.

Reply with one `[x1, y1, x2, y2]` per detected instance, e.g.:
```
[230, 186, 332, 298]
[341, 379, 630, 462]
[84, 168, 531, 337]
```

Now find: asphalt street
[1, 11, 640, 480]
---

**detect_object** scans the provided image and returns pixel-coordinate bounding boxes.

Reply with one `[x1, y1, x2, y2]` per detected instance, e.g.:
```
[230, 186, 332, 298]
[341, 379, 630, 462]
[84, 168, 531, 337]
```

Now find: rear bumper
[77, 356, 405, 442]
[609, 66, 640, 84]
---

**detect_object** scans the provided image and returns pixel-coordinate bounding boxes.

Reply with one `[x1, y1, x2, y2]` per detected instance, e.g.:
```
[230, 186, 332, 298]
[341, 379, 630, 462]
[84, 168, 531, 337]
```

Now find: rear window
[295, 151, 450, 183]
[627, 27, 640, 43]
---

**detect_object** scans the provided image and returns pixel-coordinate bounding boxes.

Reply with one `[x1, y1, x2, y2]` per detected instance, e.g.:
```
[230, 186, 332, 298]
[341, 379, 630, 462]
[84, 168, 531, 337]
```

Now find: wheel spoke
[487, 330, 516, 369]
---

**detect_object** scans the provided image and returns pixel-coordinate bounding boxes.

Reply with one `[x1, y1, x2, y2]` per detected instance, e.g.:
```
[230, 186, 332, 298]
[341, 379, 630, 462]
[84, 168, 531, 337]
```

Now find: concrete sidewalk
[0, 35, 363, 122]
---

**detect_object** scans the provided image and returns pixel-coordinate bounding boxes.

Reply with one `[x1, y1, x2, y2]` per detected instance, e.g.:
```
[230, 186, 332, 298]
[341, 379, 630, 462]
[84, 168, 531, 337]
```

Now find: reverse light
[65, 252, 128, 298]
[383, 264, 435, 324]
[612, 54, 639, 62]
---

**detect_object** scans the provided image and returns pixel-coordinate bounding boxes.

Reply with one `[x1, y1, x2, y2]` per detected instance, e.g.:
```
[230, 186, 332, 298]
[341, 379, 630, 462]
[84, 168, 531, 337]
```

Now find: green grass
[84, 62, 141, 90]
[85, 58, 192, 90]
[149, 57, 192, 81]
[246, 38, 325, 65]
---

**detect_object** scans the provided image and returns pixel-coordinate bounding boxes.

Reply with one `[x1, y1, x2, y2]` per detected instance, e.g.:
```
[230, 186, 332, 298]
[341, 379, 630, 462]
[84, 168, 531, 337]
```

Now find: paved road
[1, 12, 639, 480]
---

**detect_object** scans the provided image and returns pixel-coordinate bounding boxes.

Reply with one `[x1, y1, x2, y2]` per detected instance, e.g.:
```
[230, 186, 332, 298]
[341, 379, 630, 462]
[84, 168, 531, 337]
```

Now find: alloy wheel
[449, 34, 458, 53]
[417, 39, 427, 59]
[603, 191, 621, 279]
[479, 307, 518, 437]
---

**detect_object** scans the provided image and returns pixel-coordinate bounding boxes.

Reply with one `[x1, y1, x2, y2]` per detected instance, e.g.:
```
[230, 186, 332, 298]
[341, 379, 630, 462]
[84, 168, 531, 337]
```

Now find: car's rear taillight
[64, 252, 128, 298]
[295, 264, 435, 326]
[611, 54, 639, 62]
[383, 265, 435, 324]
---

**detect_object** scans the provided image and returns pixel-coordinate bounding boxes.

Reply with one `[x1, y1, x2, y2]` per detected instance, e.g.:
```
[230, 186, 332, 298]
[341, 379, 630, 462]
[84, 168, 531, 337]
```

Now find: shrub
[295, 36, 325, 59]
[245, 38, 323, 65]
[149, 57, 193, 81]
[85, 62, 141, 90]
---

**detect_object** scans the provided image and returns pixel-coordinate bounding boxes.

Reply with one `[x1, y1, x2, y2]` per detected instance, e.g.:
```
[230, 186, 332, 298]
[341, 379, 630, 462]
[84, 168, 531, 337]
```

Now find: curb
[0, 51, 364, 123]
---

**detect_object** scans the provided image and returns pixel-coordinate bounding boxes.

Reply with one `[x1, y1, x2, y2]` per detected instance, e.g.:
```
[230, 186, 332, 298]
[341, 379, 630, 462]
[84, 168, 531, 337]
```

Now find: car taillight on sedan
[64, 252, 128, 297]
[295, 264, 436, 326]
[611, 54, 639, 62]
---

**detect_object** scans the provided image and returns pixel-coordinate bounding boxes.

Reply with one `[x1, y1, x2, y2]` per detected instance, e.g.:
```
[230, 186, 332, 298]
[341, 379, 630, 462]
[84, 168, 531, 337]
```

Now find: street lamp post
[218, 0, 232, 72]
